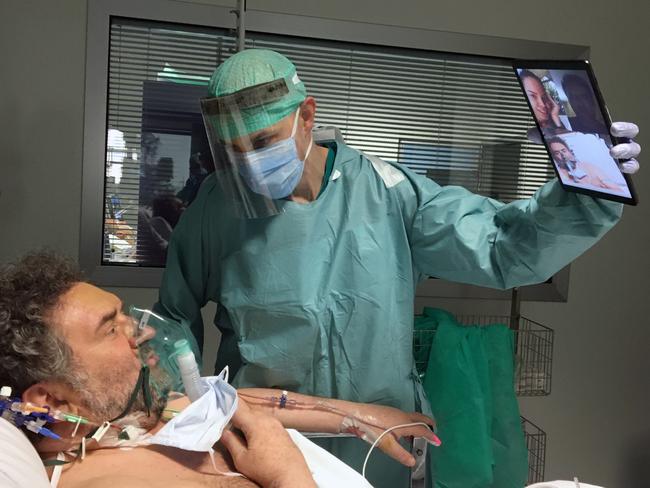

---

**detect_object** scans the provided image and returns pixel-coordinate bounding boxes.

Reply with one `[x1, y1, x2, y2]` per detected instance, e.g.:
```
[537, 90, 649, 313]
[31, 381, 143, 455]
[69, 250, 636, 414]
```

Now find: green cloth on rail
[415, 307, 528, 488]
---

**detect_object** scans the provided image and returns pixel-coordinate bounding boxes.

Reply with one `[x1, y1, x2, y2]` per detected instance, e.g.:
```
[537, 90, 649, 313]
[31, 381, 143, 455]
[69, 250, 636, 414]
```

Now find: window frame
[81, 0, 588, 300]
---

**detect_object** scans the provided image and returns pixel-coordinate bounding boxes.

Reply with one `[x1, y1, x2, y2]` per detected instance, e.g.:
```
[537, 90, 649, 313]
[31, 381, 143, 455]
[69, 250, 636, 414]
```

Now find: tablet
[513, 60, 637, 205]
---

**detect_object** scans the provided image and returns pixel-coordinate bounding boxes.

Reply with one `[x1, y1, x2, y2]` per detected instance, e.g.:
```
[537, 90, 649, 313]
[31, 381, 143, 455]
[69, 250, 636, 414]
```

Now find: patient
[0, 251, 436, 488]
[548, 136, 626, 192]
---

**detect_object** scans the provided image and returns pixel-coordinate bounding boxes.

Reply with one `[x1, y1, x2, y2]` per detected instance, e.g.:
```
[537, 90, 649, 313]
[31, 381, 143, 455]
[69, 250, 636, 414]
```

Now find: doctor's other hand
[610, 122, 641, 174]
[220, 401, 317, 488]
[339, 404, 441, 468]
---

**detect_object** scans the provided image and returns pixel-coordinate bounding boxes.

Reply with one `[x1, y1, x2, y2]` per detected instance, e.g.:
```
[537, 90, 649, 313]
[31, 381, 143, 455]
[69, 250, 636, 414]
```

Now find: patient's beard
[66, 364, 167, 431]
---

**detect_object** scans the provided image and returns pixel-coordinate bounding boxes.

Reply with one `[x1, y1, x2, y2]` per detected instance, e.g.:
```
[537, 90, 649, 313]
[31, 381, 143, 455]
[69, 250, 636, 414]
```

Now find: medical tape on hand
[340, 416, 380, 444]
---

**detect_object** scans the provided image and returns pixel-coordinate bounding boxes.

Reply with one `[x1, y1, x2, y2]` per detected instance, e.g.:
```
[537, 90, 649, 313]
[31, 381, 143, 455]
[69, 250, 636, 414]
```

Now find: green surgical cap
[207, 49, 307, 140]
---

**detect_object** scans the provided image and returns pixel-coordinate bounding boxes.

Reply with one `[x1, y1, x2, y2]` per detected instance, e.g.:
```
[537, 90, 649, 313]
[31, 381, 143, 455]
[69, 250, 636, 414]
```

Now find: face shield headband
[200, 77, 307, 218]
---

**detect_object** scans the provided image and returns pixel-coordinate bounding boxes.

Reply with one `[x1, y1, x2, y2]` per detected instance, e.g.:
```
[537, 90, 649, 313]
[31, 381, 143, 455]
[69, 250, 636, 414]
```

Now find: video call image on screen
[516, 68, 631, 198]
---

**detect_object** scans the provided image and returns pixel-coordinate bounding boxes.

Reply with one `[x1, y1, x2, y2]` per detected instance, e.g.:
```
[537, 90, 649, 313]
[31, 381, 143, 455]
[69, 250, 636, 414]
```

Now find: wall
[1, 0, 648, 485]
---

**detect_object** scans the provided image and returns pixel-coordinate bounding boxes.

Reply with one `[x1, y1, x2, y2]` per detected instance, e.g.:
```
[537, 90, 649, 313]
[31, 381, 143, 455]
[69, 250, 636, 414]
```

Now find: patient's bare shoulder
[68, 474, 258, 487]
[58, 444, 259, 487]
[66, 473, 257, 488]
[66, 474, 160, 488]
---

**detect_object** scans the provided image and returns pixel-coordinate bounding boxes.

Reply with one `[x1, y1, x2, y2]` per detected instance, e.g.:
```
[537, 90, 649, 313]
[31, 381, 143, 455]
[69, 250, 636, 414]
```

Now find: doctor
[155, 49, 641, 486]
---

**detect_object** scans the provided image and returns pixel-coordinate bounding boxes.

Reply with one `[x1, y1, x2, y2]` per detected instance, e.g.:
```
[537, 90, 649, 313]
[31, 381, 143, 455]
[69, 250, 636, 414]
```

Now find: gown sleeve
[398, 169, 623, 289]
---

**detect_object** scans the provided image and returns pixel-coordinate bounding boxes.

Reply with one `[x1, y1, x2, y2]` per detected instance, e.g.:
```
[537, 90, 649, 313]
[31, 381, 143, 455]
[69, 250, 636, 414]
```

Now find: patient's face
[51, 283, 163, 428]
[549, 141, 574, 166]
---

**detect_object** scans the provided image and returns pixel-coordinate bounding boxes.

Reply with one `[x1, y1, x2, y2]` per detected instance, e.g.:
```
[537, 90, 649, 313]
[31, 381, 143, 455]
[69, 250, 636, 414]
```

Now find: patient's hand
[338, 404, 440, 468]
[220, 402, 317, 488]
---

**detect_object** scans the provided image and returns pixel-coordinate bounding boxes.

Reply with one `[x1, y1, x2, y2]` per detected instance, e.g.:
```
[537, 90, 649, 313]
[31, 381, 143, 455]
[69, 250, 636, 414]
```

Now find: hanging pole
[509, 287, 520, 331]
[232, 0, 246, 52]
[510, 287, 521, 357]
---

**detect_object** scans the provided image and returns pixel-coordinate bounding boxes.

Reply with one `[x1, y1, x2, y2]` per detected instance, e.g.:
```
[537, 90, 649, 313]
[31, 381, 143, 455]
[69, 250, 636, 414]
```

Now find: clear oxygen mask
[128, 306, 202, 400]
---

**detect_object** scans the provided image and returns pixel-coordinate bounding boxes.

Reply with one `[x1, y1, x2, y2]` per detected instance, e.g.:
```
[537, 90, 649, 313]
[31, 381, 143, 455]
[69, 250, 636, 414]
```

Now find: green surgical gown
[155, 140, 621, 487]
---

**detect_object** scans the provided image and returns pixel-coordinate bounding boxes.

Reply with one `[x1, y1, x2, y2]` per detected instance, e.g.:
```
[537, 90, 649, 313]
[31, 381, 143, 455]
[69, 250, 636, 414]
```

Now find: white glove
[526, 122, 641, 174]
[609, 122, 640, 174]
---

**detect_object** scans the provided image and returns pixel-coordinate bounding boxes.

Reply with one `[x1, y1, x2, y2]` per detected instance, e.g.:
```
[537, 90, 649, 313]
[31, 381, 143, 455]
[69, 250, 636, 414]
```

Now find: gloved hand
[527, 122, 641, 174]
[609, 122, 640, 173]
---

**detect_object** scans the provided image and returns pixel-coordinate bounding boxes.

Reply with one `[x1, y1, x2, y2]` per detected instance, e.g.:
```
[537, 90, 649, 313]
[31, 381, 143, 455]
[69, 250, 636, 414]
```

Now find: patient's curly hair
[0, 251, 82, 396]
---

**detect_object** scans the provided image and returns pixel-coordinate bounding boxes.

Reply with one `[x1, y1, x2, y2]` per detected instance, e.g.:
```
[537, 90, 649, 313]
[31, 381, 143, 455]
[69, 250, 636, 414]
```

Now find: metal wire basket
[522, 416, 546, 484]
[413, 314, 554, 396]
[513, 316, 553, 396]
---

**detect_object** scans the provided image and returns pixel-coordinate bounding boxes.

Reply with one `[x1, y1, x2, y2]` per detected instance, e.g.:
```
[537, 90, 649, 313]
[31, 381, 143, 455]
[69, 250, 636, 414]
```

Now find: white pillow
[527, 482, 604, 488]
[0, 417, 51, 487]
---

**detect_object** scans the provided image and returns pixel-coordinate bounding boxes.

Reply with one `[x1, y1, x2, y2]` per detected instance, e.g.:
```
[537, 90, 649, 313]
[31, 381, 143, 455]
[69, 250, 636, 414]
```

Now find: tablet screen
[514, 64, 635, 202]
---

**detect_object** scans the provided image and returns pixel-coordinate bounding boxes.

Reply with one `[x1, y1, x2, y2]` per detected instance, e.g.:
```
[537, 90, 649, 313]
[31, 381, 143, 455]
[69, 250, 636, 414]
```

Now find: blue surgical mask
[236, 108, 314, 199]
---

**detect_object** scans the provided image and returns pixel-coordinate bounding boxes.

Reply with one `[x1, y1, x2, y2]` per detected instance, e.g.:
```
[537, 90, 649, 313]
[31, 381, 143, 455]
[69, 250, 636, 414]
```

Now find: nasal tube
[174, 339, 207, 402]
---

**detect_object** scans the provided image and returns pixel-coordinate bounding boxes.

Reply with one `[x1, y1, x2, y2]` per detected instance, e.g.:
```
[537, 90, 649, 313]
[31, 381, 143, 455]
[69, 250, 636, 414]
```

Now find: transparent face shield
[200, 78, 307, 219]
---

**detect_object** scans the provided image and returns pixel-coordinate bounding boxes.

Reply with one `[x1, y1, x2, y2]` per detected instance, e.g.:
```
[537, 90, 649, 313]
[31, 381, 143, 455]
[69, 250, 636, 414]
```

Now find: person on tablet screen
[520, 70, 570, 135]
[562, 74, 610, 139]
[548, 136, 625, 191]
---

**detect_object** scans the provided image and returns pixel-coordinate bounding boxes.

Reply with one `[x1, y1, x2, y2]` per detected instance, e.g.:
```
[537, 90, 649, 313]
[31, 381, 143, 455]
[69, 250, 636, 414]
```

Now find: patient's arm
[237, 388, 438, 468]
